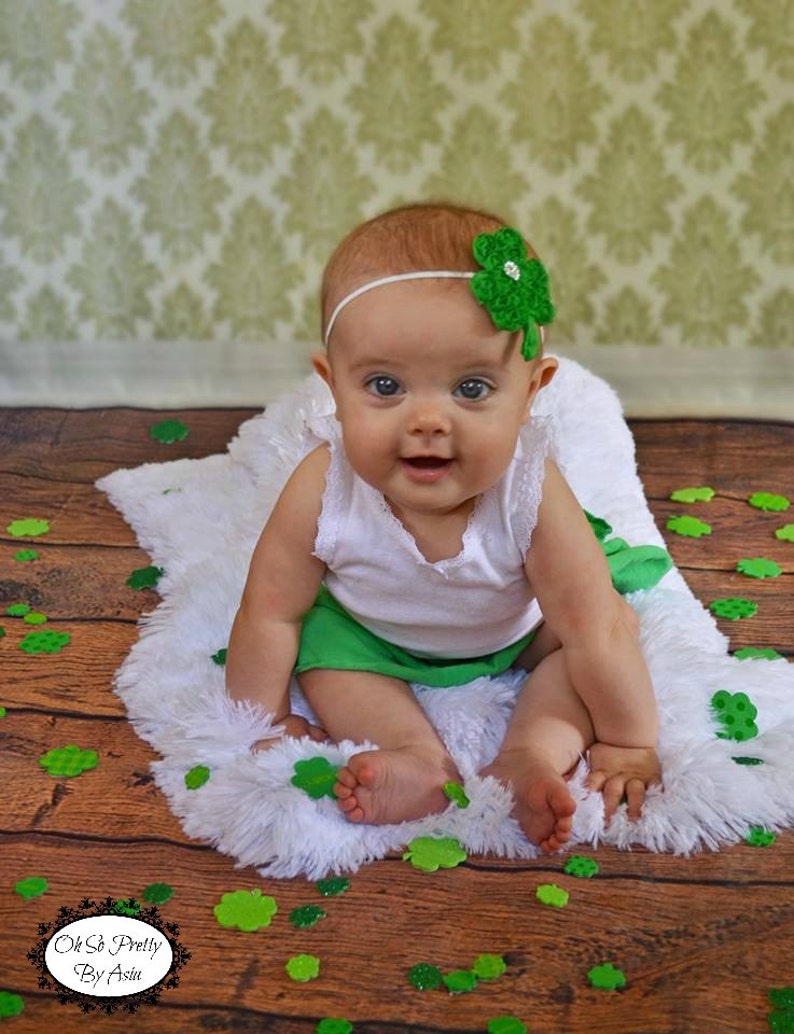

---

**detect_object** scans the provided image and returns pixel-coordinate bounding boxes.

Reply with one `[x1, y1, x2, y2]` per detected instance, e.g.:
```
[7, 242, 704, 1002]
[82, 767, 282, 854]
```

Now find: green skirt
[295, 585, 537, 689]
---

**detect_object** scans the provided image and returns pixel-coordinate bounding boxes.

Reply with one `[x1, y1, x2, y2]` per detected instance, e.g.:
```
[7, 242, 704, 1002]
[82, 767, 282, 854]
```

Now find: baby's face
[313, 280, 556, 521]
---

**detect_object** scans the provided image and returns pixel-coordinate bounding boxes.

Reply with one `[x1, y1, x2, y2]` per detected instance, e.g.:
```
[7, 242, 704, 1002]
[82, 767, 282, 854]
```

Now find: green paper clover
[291, 756, 340, 799]
[443, 781, 470, 808]
[38, 744, 98, 777]
[126, 565, 164, 590]
[289, 904, 327, 928]
[23, 611, 47, 625]
[211, 647, 228, 666]
[737, 557, 782, 579]
[711, 690, 759, 742]
[142, 882, 174, 905]
[564, 855, 600, 879]
[732, 756, 764, 766]
[709, 597, 758, 620]
[769, 987, 794, 1010]
[487, 1018, 527, 1034]
[0, 991, 24, 1018]
[470, 227, 555, 360]
[7, 603, 30, 617]
[149, 419, 189, 444]
[286, 953, 320, 982]
[185, 764, 211, 789]
[735, 647, 783, 660]
[19, 630, 70, 654]
[745, 826, 776, 847]
[6, 517, 50, 538]
[112, 898, 142, 916]
[15, 876, 48, 900]
[316, 1021, 353, 1034]
[472, 953, 507, 980]
[214, 889, 278, 931]
[776, 524, 794, 543]
[14, 549, 39, 562]
[402, 836, 467, 872]
[748, 492, 789, 513]
[588, 962, 626, 990]
[408, 962, 443, 990]
[536, 883, 569, 908]
[666, 514, 712, 537]
[316, 876, 350, 896]
[670, 486, 715, 503]
[443, 969, 478, 994]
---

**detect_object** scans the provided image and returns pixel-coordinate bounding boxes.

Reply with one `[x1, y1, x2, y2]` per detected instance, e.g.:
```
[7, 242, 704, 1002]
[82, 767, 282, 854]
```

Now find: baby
[226, 202, 661, 851]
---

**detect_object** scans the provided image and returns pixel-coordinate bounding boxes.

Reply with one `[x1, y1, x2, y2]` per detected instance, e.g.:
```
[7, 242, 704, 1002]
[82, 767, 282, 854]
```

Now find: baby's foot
[481, 749, 576, 852]
[335, 745, 458, 825]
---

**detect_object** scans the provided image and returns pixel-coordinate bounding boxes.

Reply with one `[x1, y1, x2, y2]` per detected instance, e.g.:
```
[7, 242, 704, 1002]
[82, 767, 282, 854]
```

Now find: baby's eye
[454, 378, 492, 401]
[365, 375, 402, 397]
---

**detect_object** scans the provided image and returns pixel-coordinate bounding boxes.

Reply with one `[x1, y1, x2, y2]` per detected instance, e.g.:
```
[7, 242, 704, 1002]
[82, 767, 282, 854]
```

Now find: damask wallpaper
[0, 0, 792, 414]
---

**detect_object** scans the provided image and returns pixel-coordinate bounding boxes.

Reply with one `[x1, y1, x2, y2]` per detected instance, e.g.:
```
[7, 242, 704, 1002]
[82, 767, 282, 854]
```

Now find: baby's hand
[253, 713, 328, 752]
[586, 742, 661, 822]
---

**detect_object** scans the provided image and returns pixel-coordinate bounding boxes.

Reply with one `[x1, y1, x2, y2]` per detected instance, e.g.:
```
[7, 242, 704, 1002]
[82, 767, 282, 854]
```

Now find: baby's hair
[321, 202, 538, 339]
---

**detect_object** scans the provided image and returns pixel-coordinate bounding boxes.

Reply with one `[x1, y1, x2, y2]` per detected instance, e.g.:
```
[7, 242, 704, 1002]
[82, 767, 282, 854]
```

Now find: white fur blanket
[98, 358, 794, 878]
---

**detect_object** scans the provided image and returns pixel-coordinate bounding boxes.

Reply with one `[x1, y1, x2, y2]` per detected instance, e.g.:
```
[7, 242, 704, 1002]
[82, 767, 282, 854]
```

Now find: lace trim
[312, 426, 346, 567]
[512, 416, 553, 561]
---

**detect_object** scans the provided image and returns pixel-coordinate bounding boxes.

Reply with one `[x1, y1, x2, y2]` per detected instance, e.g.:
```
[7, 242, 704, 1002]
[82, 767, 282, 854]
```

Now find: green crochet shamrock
[0, 991, 24, 1018]
[286, 954, 320, 982]
[291, 756, 339, 799]
[536, 883, 569, 908]
[443, 781, 470, 808]
[408, 962, 443, 990]
[142, 882, 174, 905]
[402, 835, 467, 872]
[487, 1018, 527, 1034]
[564, 855, 600, 878]
[15, 876, 48, 900]
[19, 630, 70, 654]
[149, 418, 189, 444]
[588, 962, 627, 990]
[470, 227, 555, 360]
[443, 969, 478, 994]
[126, 565, 164, 590]
[666, 514, 712, 538]
[669, 486, 715, 503]
[39, 744, 99, 777]
[6, 517, 50, 537]
[472, 953, 507, 980]
[316, 876, 350, 896]
[737, 557, 782, 579]
[711, 690, 759, 742]
[214, 889, 278, 931]
[748, 492, 789, 512]
[289, 904, 327, 928]
[776, 524, 794, 542]
[316, 1020, 353, 1034]
[709, 597, 757, 620]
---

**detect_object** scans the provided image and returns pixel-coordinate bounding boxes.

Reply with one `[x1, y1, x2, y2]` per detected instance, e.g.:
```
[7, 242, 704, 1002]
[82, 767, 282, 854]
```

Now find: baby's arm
[225, 445, 329, 737]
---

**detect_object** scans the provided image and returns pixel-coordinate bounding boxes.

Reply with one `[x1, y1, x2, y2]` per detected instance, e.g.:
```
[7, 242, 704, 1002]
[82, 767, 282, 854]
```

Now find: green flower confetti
[735, 647, 783, 660]
[23, 611, 47, 625]
[745, 826, 776, 847]
[709, 597, 758, 620]
[670, 486, 715, 503]
[211, 647, 228, 666]
[443, 969, 478, 994]
[112, 898, 142, 916]
[142, 882, 174, 905]
[149, 418, 189, 444]
[737, 557, 782, 579]
[289, 904, 327, 928]
[472, 953, 507, 980]
[214, 889, 278, 931]
[6, 518, 50, 537]
[286, 953, 320, 982]
[732, 756, 764, 766]
[402, 836, 467, 872]
[443, 781, 470, 808]
[15, 876, 48, 900]
[588, 962, 626, 990]
[38, 744, 98, 777]
[487, 1019, 527, 1034]
[126, 565, 164, 590]
[711, 690, 759, 742]
[6, 603, 30, 617]
[291, 756, 339, 799]
[748, 492, 789, 513]
[408, 962, 443, 991]
[776, 524, 794, 543]
[316, 876, 350, 897]
[564, 855, 600, 878]
[0, 991, 24, 1018]
[14, 549, 39, 562]
[316, 1021, 353, 1034]
[666, 515, 712, 537]
[19, 630, 70, 654]
[185, 764, 211, 790]
[536, 883, 569, 908]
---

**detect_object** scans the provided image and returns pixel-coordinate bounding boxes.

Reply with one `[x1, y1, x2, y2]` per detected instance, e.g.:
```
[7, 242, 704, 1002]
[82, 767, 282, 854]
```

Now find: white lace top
[312, 418, 551, 659]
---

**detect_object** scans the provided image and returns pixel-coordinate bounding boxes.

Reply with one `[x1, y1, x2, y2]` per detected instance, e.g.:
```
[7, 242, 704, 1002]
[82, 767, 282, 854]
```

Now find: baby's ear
[311, 350, 334, 389]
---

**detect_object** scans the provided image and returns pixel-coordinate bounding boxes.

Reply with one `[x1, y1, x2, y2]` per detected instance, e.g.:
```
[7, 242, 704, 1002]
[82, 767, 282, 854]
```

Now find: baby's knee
[617, 596, 641, 640]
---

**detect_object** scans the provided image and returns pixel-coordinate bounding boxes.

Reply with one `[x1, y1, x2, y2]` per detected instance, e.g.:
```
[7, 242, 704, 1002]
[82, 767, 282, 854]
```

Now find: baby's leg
[298, 669, 459, 825]
[480, 649, 594, 852]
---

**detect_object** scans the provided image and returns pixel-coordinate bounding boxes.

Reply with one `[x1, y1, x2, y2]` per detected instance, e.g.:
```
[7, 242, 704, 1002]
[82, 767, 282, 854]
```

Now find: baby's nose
[408, 397, 452, 435]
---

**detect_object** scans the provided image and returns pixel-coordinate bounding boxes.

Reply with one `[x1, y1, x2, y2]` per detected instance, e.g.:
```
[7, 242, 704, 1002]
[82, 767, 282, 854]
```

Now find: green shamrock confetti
[769, 1012, 794, 1034]
[214, 889, 278, 931]
[6, 517, 50, 538]
[472, 953, 507, 980]
[23, 611, 47, 625]
[0, 629, 4, 640]
[112, 898, 142, 916]
[670, 486, 715, 503]
[7, 603, 30, 617]
[732, 756, 764, 766]
[19, 630, 70, 654]
[149, 418, 189, 444]
[14, 549, 39, 562]
[564, 855, 600, 878]
[735, 647, 783, 660]
[776, 524, 794, 543]
[584, 510, 612, 541]
[0, 706, 6, 718]
[316, 876, 350, 897]
[38, 744, 98, 777]
[487, 1018, 527, 1034]
[737, 557, 782, 579]
[290, 905, 327, 929]
[748, 492, 789, 513]
[536, 883, 569, 908]
[711, 690, 759, 742]
[142, 883, 174, 905]
[286, 954, 320, 982]
[402, 836, 467, 872]
[588, 963, 626, 990]
[15, 876, 48, 900]
[0, 991, 24, 1018]
[443, 781, 470, 808]
[709, 597, 758, 620]
[769, 987, 794, 1034]
[211, 647, 227, 666]
[291, 756, 339, 799]
[666, 514, 712, 538]
[126, 565, 164, 590]
[185, 764, 211, 790]
[770, 988, 794, 1010]
[443, 969, 478, 994]
[745, 826, 776, 847]
[316, 1021, 353, 1034]
[408, 963, 443, 991]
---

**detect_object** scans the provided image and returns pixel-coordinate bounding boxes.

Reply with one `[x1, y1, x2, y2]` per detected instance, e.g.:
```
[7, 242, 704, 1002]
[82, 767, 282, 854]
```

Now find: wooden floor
[2, 408, 793, 1034]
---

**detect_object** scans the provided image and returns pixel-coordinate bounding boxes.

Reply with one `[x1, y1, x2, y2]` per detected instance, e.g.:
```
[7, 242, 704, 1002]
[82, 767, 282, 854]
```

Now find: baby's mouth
[403, 456, 452, 470]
